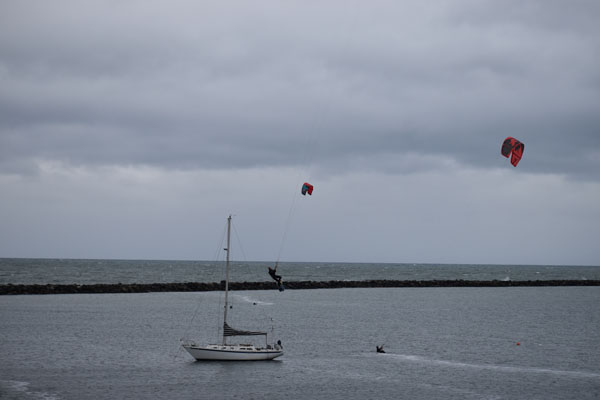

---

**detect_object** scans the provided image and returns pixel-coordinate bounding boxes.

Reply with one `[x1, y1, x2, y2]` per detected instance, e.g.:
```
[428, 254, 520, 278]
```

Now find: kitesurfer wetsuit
[268, 267, 284, 291]
[268, 267, 282, 283]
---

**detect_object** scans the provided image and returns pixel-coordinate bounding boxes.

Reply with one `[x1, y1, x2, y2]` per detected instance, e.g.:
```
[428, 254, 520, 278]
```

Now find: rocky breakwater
[1, 279, 599, 295]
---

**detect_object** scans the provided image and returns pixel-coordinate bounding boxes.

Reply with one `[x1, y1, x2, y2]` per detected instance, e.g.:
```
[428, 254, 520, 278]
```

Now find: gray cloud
[1, 0, 599, 265]
[1, 0, 599, 179]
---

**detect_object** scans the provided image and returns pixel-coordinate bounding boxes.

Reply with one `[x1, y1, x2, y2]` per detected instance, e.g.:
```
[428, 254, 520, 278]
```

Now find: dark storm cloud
[1, 0, 599, 178]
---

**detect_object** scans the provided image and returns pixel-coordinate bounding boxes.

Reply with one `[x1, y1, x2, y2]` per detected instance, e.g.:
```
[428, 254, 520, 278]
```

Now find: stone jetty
[1, 279, 599, 295]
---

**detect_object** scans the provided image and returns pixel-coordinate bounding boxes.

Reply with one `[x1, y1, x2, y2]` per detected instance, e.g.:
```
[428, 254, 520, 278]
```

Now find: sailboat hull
[182, 343, 283, 361]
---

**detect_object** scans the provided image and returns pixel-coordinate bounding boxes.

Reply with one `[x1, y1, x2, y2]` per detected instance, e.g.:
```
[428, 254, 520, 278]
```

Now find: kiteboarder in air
[268, 265, 285, 291]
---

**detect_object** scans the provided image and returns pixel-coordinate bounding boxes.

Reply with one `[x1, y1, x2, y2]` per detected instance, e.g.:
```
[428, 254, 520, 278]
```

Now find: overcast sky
[1, 0, 599, 265]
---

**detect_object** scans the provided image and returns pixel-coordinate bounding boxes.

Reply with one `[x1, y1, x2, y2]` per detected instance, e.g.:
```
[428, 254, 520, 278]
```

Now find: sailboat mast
[222, 214, 232, 345]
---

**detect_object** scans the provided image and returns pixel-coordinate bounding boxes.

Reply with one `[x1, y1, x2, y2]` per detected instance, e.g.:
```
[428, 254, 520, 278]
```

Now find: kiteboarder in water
[268, 266, 284, 291]
[376, 345, 385, 353]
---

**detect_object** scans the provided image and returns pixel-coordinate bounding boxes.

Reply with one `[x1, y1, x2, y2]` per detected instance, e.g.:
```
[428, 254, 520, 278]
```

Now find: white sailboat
[181, 215, 284, 361]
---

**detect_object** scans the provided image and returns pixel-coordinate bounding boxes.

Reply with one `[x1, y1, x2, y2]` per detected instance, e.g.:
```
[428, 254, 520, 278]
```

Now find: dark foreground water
[1, 287, 599, 399]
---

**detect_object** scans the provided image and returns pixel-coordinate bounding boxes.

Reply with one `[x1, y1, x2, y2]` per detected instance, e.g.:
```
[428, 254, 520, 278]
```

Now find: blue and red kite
[501, 137, 525, 167]
[301, 182, 314, 196]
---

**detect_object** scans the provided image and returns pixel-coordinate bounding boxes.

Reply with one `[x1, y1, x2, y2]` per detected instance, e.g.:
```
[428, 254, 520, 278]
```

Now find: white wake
[384, 354, 600, 379]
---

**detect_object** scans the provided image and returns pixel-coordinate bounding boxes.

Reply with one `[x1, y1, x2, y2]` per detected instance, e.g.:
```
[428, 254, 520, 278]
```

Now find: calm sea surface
[1, 258, 599, 284]
[1, 260, 599, 399]
[1, 288, 599, 399]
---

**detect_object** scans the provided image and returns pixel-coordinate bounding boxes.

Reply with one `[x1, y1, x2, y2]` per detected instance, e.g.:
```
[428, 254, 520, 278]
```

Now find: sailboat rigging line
[182, 218, 229, 343]
[210, 220, 227, 336]
[180, 288, 207, 353]
[222, 219, 277, 333]
[189, 218, 231, 340]
[212, 222, 228, 262]
[231, 222, 249, 263]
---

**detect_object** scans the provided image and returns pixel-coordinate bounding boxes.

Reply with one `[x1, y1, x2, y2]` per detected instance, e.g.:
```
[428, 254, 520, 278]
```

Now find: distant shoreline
[1, 279, 599, 295]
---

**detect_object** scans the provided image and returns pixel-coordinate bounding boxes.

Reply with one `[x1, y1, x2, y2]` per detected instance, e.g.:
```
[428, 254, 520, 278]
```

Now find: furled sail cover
[223, 322, 266, 336]
[501, 137, 525, 167]
[301, 182, 314, 195]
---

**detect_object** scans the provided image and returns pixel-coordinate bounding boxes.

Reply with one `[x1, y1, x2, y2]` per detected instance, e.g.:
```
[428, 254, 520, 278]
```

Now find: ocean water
[1, 258, 599, 285]
[1, 287, 599, 399]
